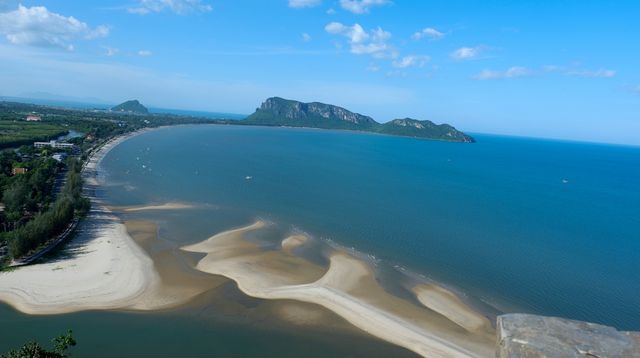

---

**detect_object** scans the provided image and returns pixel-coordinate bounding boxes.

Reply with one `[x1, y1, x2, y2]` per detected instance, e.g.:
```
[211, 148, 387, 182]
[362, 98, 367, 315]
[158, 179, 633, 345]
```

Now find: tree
[3, 179, 28, 222]
[1, 331, 76, 358]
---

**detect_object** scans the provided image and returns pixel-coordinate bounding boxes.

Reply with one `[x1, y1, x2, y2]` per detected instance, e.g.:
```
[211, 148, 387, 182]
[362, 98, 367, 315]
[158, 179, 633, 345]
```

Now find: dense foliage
[0, 151, 60, 227]
[1, 331, 76, 358]
[5, 159, 89, 258]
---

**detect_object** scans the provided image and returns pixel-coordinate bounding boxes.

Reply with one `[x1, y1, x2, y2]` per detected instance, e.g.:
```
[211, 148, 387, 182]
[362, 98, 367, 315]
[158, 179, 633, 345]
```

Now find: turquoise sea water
[100, 125, 640, 330]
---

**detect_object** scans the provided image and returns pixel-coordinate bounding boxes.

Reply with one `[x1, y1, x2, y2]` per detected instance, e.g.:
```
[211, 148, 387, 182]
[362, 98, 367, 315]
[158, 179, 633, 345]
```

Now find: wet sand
[0, 127, 498, 357]
[120, 203, 196, 212]
[182, 221, 496, 357]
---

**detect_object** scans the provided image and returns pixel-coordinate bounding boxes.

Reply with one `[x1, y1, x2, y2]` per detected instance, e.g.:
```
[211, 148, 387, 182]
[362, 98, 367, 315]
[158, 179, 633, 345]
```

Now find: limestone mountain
[244, 97, 474, 142]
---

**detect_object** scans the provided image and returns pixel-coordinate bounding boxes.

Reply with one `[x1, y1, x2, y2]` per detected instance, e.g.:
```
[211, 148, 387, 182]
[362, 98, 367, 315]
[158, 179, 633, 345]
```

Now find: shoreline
[0, 128, 168, 314]
[0, 125, 495, 357]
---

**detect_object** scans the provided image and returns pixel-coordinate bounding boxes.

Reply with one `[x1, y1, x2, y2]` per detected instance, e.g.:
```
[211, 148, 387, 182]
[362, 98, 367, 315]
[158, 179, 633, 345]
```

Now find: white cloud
[128, 0, 212, 15]
[544, 65, 616, 78]
[450, 46, 483, 60]
[326, 8, 336, 15]
[412, 27, 444, 40]
[472, 66, 530, 80]
[392, 55, 430, 68]
[138, 50, 153, 56]
[566, 69, 616, 78]
[0, 5, 108, 50]
[340, 0, 389, 14]
[288, 0, 322, 8]
[325, 22, 396, 59]
[302, 33, 312, 42]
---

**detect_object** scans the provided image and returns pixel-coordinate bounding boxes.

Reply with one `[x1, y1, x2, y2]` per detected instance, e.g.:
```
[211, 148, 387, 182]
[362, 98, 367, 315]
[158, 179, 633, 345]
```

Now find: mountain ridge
[244, 97, 474, 142]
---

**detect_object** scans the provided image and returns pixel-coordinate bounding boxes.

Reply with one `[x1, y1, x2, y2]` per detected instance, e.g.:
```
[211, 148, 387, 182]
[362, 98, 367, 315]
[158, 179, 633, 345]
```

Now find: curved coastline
[0, 126, 496, 357]
[0, 129, 173, 314]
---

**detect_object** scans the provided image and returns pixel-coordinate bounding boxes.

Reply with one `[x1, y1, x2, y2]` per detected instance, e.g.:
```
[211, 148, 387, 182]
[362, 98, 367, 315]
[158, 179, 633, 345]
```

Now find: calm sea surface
[2, 124, 638, 355]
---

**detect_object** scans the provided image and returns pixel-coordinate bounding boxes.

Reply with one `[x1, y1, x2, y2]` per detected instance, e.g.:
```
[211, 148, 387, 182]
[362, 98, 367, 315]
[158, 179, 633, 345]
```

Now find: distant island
[111, 100, 148, 114]
[244, 97, 474, 143]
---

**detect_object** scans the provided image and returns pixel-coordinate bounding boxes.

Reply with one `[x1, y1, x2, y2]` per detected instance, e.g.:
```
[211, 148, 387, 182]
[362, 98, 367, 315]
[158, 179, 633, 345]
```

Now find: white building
[34, 140, 75, 149]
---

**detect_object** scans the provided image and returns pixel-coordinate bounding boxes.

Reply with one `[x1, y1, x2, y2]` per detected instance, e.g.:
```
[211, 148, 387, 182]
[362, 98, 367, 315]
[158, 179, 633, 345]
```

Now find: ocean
[1, 124, 638, 356]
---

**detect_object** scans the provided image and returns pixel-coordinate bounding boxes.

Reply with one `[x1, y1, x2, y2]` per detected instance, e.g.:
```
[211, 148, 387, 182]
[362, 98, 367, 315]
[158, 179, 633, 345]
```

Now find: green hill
[244, 97, 474, 142]
[111, 100, 148, 114]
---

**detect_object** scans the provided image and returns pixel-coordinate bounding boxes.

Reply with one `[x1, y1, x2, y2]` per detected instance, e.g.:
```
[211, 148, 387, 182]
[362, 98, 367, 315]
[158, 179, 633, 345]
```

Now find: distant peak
[111, 100, 148, 114]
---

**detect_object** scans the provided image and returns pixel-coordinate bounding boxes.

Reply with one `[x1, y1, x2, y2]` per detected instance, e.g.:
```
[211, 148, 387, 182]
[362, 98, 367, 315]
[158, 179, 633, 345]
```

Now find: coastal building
[26, 114, 41, 121]
[34, 140, 75, 150]
[12, 167, 28, 175]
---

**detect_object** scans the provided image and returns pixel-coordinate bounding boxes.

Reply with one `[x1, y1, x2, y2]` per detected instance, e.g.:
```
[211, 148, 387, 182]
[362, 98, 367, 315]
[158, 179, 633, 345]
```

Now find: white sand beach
[0, 129, 173, 314]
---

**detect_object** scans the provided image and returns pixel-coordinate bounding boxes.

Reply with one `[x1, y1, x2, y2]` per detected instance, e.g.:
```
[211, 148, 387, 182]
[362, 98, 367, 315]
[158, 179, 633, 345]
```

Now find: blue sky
[0, 0, 639, 145]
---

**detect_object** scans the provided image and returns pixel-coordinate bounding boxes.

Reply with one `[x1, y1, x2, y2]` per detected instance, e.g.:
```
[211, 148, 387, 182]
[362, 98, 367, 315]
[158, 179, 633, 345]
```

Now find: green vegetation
[244, 97, 475, 142]
[111, 99, 148, 114]
[4, 159, 89, 259]
[0, 150, 61, 227]
[0, 121, 68, 149]
[376, 118, 475, 142]
[1, 331, 76, 358]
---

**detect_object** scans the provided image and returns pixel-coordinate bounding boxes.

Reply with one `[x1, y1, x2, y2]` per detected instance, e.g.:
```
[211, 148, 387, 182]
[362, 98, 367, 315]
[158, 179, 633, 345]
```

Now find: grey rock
[497, 314, 640, 358]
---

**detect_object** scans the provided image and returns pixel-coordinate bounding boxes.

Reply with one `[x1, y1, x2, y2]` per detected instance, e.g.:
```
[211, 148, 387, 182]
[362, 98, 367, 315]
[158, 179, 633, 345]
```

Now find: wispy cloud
[566, 69, 616, 78]
[450, 46, 484, 61]
[472, 66, 530, 80]
[325, 22, 396, 59]
[544, 65, 616, 78]
[138, 50, 153, 56]
[128, 0, 212, 15]
[412, 27, 444, 40]
[288, 0, 322, 8]
[302, 33, 312, 42]
[339, 0, 390, 14]
[0, 5, 108, 51]
[392, 55, 429, 68]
